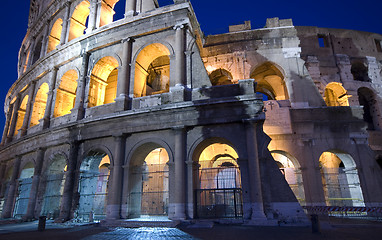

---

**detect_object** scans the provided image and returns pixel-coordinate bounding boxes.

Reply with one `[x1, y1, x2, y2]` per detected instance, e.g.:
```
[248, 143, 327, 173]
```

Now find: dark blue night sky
[0, 0, 381, 128]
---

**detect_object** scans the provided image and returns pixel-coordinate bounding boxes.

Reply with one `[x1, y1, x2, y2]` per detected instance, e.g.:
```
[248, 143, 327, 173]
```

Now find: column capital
[121, 37, 134, 44]
[64, 1, 71, 8]
[172, 125, 185, 131]
[243, 118, 259, 126]
[173, 23, 186, 30]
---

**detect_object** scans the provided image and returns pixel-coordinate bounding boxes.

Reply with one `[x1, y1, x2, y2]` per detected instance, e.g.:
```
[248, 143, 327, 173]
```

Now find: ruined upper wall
[296, 26, 382, 64]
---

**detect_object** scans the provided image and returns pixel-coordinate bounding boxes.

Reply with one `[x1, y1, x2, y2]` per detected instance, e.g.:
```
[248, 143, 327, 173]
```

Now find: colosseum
[0, 0, 381, 226]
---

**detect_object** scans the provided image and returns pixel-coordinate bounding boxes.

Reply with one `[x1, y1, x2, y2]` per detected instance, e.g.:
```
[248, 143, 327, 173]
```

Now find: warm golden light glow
[14, 95, 29, 135]
[69, 1, 90, 41]
[99, 155, 111, 168]
[134, 43, 170, 97]
[199, 143, 238, 169]
[144, 148, 169, 165]
[47, 18, 63, 53]
[324, 82, 350, 107]
[88, 56, 119, 107]
[54, 70, 78, 117]
[99, 0, 120, 27]
[30, 83, 49, 126]
[251, 62, 288, 100]
[209, 68, 234, 86]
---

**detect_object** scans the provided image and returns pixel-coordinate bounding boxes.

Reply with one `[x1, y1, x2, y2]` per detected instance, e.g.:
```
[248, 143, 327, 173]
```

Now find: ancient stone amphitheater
[0, 0, 381, 226]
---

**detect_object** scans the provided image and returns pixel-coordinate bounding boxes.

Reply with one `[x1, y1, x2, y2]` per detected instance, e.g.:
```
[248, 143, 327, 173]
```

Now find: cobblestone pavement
[83, 227, 198, 240]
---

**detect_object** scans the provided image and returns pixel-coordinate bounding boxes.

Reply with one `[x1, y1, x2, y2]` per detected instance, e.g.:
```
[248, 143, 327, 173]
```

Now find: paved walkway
[0, 218, 382, 240]
[83, 227, 197, 240]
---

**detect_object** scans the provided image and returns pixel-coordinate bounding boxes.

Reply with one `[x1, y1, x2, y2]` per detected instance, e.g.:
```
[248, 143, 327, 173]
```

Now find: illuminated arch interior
[209, 68, 233, 86]
[251, 62, 288, 100]
[47, 18, 63, 53]
[30, 83, 49, 127]
[324, 82, 349, 107]
[319, 151, 364, 207]
[99, 0, 120, 27]
[69, 1, 90, 41]
[88, 56, 119, 107]
[14, 95, 29, 136]
[54, 70, 78, 117]
[134, 43, 170, 97]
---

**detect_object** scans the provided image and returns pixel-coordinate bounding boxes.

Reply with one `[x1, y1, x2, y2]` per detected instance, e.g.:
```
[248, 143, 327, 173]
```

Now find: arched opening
[250, 62, 288, 100]
[30, 83, 49, 127]
[13, 162, 35, 218]
[351, 62, 370, 82]
[134, 43, 170, 97]
[40, 154, 67, 219]
[209, 68, 234, 86]
[319, 151, 364, 207]
[324, 82, 350, 107]
[47, 19, 63, 53]
[358, 87, 381, 131]
[271, 151, 305, 205]
[77, 151, 110, 221]
[193, 141, 243, 219]
[88, 56, 119, 107]
[0, 167, 13, 216]
[68, 1, 90, 41]
[54, 70, 78, 117]
[14, 96, 29, 136]
[99, 0, 121, 27]
[128, 146, 169, 218]
[31, 37, 43, 66]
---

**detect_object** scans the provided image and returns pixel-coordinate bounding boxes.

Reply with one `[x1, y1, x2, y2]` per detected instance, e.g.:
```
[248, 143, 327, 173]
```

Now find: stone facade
[0, 0, 381, 226]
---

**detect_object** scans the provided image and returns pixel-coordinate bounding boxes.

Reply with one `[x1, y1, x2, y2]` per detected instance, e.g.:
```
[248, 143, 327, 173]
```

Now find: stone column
[185, 160, 197, 219]
[20, 82, 36, 136]
[87, 0, 100, 32]
[1, 103, 14, 145]
[73, 52, 90, 120]
[107, 135, 126, 219]
[244, 119, 267, 221]
[125, 0, 137, 17]
[6, 96, 21, 143]
[40, 21, 51, 58]
[300, 139, 326, 207]
[95, 0, 102, 29]
[25, 148, 45, 220]
[60, 2, 71, 45]
[1, 156, 22, 219]
[115, 38, 134, 111]
[58, 141, 79, 221]
[42, 68, 58, 129]
[172, 126, 186, 219]
[174, 24, 186, 86]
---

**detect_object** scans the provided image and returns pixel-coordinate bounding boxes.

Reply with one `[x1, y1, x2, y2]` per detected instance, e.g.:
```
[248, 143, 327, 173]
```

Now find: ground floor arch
[319, 150, 365, 207]
[127, 145, 170, 218]
[14, 162, 35, 218]
[271, 151, 305, 205]
[77, 151, 111, 221]
[192, 140, 243, 219]
[40, 154, 67, 219]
